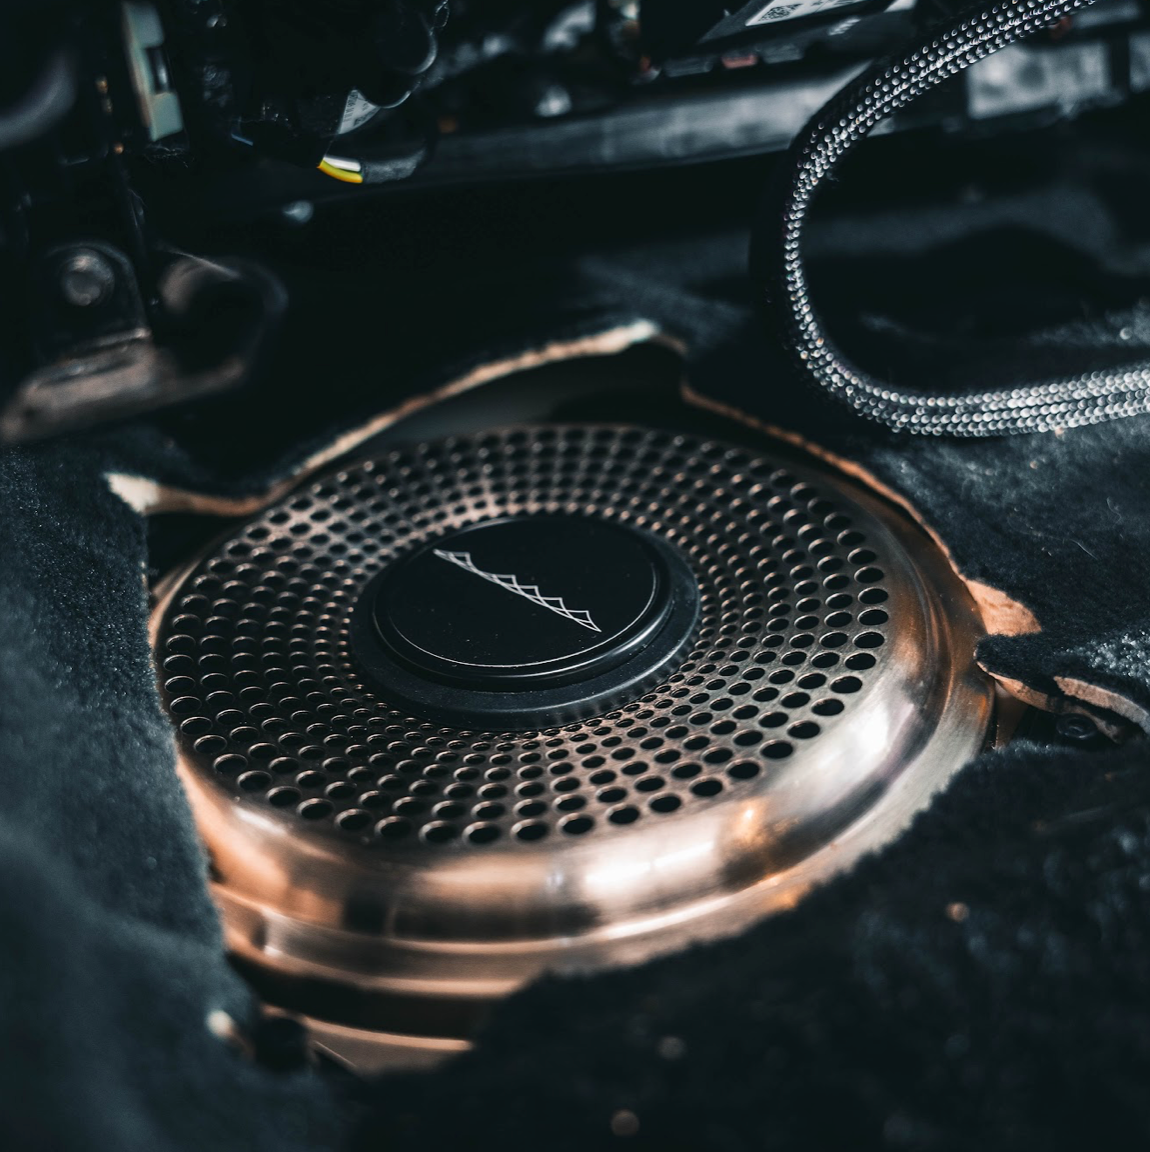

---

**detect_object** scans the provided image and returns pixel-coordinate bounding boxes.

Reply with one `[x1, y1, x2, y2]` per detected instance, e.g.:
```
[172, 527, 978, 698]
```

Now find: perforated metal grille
[156, 426, 892, 849]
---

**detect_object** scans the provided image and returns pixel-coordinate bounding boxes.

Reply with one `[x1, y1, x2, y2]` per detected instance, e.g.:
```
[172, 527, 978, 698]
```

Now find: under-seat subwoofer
[151, 424, 994, 1070]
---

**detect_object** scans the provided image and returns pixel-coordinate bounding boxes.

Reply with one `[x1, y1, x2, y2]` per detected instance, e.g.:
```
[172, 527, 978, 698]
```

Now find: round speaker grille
[152, 424, 992, 1065]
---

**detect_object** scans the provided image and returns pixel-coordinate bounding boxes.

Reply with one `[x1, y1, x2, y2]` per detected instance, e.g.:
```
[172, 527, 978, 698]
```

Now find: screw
[58, 249, 116, 308]
[1055, 713, 1098, 742]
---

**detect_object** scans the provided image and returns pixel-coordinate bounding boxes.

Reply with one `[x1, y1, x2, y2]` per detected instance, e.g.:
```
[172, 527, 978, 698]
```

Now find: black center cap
[352, 516, 699, 729]
[379, 518, 668, 686]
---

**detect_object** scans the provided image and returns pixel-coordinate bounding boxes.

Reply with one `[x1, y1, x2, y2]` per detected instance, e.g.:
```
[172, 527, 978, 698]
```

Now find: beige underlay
[1055, 677, 1150, 733]
[108, 323, 1145, 733]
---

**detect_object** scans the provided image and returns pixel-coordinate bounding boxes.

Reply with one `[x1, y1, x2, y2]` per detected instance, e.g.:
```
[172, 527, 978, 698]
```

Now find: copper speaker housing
[150, 424, 994, 1070]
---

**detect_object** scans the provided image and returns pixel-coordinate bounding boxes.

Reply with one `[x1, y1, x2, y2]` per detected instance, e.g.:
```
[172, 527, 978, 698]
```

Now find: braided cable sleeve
[760, 0, 1150, 436]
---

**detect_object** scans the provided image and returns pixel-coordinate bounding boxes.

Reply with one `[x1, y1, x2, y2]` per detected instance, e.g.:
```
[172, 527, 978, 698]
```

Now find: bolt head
[59, 250, 116, 308]
[1055, 713, 1098, 742]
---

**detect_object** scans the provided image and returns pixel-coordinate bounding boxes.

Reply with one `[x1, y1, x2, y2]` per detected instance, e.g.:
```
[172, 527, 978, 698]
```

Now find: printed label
[746, 0, 863, 26]
[339, 90, 380, 135]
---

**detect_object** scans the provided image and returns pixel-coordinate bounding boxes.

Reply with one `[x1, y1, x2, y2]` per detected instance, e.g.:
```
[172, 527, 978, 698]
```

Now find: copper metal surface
[150, 424, 994, 1071]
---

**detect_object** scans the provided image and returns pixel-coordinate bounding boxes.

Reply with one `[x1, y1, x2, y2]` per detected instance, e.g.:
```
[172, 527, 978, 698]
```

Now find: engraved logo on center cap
[432, 549, 601, 633]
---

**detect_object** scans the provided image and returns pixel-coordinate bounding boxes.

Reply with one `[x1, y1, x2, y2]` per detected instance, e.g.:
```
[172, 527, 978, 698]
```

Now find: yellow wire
[317, 159, 364, 184]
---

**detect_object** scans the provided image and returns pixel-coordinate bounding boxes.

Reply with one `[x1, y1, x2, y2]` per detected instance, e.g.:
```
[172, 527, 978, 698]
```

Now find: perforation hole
[337, 809, 372, 832]
[377, 817, 411, 840]
[422, 822, 457, 844]
[560, 815, 594, 835]
[466, 823, 500, 845]
[608, 805, 640, 825]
